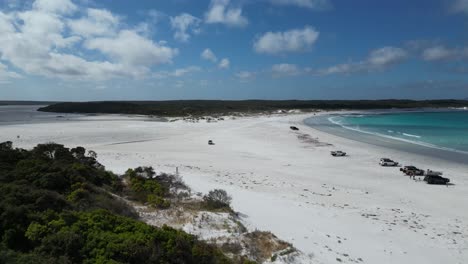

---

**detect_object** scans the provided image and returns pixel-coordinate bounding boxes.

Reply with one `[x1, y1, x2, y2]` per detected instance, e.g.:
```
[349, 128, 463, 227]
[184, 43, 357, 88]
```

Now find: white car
[379, 158, 398, 166]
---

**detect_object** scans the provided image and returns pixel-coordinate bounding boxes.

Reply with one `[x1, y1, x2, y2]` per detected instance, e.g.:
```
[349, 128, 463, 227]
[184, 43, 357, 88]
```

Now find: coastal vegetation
[0, 141, 238, 263]
[38, 100, 468, 117]
[0, 101, 58, 106]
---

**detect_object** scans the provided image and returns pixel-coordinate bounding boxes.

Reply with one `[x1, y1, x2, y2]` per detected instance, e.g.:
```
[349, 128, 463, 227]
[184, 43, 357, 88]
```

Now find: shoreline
[304, 111, 468, 165]
[0, 110, 467, 263]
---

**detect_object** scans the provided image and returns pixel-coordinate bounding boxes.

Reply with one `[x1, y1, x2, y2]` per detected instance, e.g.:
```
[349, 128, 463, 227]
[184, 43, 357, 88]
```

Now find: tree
[203, 189, 232, 209]
[71, 146, 86, 159]
[87, 150, 97, 159]
[0, 141, 13, 151]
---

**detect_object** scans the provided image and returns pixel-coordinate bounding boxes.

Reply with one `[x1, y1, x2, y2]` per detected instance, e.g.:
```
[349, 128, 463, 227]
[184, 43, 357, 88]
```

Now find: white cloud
[170, 13, 201, 42]
[154, 66, 201, 78]
[201, 48, 218, 62]
[367, 47, 408, 66]
[205, 0, 248, 27]
[235, 71, 255, 81]
[422, 46, 456, 61]
[147, 9, 166, 23]
[0, 62, 21, 81]
[172, 66, 201, 77]
[421, 46, 468, 62]
[318, 46, 408, 75]
[451, 0, 468, 14]
[38, 53, 148, 80]
[33, 0, 77, 15]
[254, 26, 319, 55]
[218, 58, 230, 69]
[68, 8, 120, 37]
[0, 0, 178, 81]
[271, 63, 301, 76]
[269, 0, 331, 10]
[84, 30, 178, 66]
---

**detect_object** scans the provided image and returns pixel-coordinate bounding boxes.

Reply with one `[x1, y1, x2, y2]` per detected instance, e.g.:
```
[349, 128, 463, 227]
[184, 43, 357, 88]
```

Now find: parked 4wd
[379, 158, 398, 166]
[424, 175, 450, 185]
[400, 165, 424, 176]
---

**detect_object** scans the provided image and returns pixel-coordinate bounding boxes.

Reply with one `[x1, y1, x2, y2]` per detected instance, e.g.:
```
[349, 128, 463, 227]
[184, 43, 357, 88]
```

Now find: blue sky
[0, 0, 468, 101]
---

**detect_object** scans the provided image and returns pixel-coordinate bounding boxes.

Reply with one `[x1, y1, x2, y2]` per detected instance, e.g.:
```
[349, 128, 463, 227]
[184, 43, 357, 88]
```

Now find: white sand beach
[1, 112, 467, 264]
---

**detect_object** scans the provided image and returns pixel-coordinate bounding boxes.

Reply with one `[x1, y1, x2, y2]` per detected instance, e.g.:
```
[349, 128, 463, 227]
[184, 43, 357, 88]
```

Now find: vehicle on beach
[379, 158, 399, 166]
[208, 140, 214, 145]
[400, 165, 424, 176]
[424, 175, 450, 185]
[290, 126, 299, 131]
[424, 169, 443, 176]
[331, 151, 346, 157]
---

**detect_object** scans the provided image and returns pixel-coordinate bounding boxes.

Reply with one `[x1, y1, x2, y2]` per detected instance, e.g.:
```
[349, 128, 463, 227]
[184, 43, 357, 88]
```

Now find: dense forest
[0, 141, 240, 264]
[38, 100, 468, 117]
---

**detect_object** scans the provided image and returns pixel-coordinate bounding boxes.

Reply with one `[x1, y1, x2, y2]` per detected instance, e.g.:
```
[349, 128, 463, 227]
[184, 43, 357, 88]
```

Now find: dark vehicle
[290, 126, 299, 131]
[400, 166, 424, 176]
[208, 140, 214, 145]
[331, 151, 346, 157]
[424, 175, 450, 185]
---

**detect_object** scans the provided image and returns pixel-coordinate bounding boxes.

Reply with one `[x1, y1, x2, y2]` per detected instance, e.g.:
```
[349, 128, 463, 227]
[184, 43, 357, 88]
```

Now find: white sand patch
[1, 112, 467, 264]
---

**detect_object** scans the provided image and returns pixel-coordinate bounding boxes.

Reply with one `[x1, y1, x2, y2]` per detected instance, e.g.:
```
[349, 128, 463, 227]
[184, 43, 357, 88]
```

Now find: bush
[147, 194, 170, 209]
[0, 143, 234, 263]
[203, 189, 232, 210]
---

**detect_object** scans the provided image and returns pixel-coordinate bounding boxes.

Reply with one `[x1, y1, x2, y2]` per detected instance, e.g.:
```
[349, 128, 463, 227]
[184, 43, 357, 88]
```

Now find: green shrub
[203, 189, 232, 210]
[147, 194, 170, 209]
[0, 142, 234, 263]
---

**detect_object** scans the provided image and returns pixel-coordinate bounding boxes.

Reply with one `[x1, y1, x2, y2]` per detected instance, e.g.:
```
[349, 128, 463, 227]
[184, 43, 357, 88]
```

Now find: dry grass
[242, 231, 294, 262]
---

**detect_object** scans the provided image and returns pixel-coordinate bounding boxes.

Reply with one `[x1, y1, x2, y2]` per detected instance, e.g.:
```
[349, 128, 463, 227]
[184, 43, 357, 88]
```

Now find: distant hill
[38, 99, 468, 117]
[0, 101, 59, 106]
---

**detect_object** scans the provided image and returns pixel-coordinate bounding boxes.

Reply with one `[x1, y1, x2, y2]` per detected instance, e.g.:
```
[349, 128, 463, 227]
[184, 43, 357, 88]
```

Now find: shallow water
[332, 110, 468, 153]
[0, 105, 82, 125]
[305, 110, 468, 165]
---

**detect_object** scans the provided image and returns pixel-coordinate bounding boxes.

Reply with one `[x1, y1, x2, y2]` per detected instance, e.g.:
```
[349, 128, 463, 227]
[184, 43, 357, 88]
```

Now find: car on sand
[331, 151, 346, 157]
[400, 165, 424, 176]
[379, 158, 399, 166]
[424, 175, 450, 185]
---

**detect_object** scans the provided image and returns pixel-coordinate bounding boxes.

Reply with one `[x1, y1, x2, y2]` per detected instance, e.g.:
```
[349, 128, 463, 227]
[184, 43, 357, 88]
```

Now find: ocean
[305, 109, 468, 164]
[0, 105, 64, 125]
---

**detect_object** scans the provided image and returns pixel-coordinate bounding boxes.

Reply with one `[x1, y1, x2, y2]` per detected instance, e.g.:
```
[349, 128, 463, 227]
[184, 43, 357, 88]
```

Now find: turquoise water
[329, 110, 468, 153]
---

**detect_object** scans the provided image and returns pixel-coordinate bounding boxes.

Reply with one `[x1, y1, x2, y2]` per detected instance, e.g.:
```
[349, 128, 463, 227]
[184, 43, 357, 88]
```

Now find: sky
[0, 0, 468, 101]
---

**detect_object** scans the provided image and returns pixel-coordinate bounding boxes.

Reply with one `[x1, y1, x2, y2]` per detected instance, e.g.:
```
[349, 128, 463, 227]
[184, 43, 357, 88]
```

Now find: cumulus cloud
[0, 0, 178, 81]
[0, 62, 21, 82]
[84, 30, 178, 66]
[318, 47, 408, 75]
[201, 48, 218, 62]
[205, 0, 248, 27]
[68, 8, 120, 37]
[218, 58, 230, 69]
[170, 13, 201, 42]
[253, 26, 319, 55]
[269, 0, 332, 10]
[33, 0, 77, 15]
[271, 63, 301, 76]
